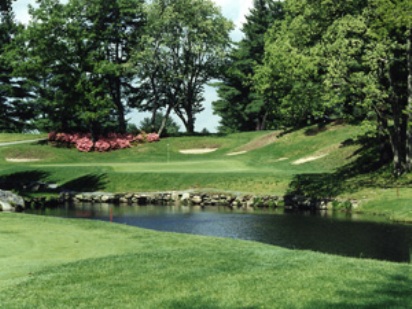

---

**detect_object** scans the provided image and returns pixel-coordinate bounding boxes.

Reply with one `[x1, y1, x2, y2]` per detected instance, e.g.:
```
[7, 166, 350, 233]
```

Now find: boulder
[191, 195, 203, 204]
[0, 190, 25, 212]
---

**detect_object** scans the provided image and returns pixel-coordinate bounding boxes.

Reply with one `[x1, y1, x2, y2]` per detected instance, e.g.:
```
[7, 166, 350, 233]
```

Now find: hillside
[0, 123, 411, 221]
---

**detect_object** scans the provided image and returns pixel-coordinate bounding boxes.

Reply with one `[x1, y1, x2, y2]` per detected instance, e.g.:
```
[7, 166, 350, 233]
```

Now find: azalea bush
[48, 131, 160, 152]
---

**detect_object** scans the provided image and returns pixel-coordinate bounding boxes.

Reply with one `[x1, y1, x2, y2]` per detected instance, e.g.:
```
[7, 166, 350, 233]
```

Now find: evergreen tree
[213, 0, 284, 133]
[0, 0, 34, 132]
[9, 0, 145, 137]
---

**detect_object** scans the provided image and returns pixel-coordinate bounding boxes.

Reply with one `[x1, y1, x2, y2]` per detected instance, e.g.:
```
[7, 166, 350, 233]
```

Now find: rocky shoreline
[1, 187, 357, 212]
[18, 191, 356, 211]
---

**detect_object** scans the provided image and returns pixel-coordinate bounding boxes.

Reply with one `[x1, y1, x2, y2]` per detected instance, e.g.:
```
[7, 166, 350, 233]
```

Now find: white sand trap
[274, 157, 288, 162]
[292, 154, 327, 165]
[227, 151, 247, 156]
[6, 158, 41, 162]
[179, 148, 218, 154]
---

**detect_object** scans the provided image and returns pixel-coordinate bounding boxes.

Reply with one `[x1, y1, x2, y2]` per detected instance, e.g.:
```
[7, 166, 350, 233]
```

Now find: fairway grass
[0, 133, 47, 144]
[1, 213, 411, 308]
[1, 123, 412, 221]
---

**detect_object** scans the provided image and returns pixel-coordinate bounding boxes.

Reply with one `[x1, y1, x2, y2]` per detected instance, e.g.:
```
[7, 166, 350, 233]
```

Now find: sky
[12, 0, 254, 132]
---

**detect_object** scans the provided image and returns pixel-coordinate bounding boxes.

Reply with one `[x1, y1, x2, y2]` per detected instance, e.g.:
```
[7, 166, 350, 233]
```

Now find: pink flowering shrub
[146, 133, 160, 142]
[94, 139, 111, 152]
[75, 137, 94, 152]
[136, 132, 146, 143]
[135, 132, 160, 143]
[48, 131, 159, 152]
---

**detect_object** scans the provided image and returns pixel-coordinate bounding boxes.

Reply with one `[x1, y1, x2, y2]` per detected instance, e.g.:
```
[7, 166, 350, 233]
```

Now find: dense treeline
[0, 0, 232, 138]
[214, 0, 411, 173]
[1, 0, 411, 173]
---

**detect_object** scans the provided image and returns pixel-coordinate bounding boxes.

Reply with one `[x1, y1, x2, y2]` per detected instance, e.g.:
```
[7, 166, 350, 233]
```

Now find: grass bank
[0, 133, 47, 143]
[0, 213, 411, 308]
[0, 123, 411, 221]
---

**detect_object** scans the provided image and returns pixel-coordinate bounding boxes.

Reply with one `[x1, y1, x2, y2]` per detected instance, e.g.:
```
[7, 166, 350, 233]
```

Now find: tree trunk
[406, 29, 412, 171]
[116, 78, 127, 133]
[150, 107, 158, 133]
[158, 105, 173, 137]
[391, 100, 404, 174]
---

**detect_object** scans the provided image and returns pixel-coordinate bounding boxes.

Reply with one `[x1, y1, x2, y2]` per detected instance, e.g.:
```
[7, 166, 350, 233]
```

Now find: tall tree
[81, 0, 145, 133]
[255, 0, 411, 173]
[9, 0, 145, 136]
[0, 0, 34, 132]
[213, 0, 284, 132]
[135, 0, 233, 134]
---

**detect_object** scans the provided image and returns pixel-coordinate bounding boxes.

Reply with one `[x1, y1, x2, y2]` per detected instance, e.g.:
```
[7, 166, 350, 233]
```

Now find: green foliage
[0, 2, 35, 132]
[134, 0, 233, 134]
[7, 0, 145, 135]
[254, 0, 411, 173]
[139, 112, 180, 136]
[213, 0, 284, 133]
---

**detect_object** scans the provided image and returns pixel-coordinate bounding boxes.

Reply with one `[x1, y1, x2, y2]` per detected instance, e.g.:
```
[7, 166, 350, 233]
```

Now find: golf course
[1, 122, 411, 221]
[1, 123, 412, 308]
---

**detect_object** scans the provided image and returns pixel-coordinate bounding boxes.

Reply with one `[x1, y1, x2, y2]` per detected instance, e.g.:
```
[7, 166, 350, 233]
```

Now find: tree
[81, 0, 145, 133]
[213, 0, 284, 132]
[0, 0, 34, 132]
[9, 0, 145, 137]
[139, 112, 180, 136]
[255, 0, 411, 173]
[135, 0, 233, 134]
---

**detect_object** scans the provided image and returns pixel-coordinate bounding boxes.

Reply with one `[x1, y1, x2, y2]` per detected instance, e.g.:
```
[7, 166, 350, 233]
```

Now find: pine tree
[0, 0, 34, 132]
[213, 0, 284, 132]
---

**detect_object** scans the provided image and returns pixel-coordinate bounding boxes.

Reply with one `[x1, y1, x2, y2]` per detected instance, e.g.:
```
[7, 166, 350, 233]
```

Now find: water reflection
[29, 204, 412, 263]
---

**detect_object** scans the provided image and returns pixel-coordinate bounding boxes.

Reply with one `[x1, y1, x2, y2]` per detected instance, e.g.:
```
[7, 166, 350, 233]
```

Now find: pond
[26, 204, 412, 263]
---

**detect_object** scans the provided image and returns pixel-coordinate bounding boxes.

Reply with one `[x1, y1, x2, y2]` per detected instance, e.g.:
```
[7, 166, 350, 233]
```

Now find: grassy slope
[0, 133, 47, 143]
[0, 213, 411, 308]
[0, 123, 411, 221]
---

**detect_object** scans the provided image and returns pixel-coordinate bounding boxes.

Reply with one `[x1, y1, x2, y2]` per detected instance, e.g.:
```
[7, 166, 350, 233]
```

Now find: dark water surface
[27, 204, 412, 263]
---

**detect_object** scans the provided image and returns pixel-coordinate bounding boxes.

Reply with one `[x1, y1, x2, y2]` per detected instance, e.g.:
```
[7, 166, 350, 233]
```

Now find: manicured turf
[0, 133, 47, 143]
[0, 213, 411, 308]
[0, 123, 411, 221]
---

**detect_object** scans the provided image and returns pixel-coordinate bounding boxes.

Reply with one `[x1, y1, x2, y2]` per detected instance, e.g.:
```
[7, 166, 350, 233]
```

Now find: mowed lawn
[0, 213, 411, 308]
[0, 123, 361, 194]
[1, 123, 412, 221]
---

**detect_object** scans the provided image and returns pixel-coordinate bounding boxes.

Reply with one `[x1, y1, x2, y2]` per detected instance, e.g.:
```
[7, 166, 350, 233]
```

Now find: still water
[27, 204, 412, 263]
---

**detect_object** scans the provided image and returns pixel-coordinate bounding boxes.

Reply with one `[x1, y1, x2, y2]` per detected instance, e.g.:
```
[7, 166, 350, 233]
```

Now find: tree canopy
[135, 0, 233, 134]
[2, 0, 232, 136]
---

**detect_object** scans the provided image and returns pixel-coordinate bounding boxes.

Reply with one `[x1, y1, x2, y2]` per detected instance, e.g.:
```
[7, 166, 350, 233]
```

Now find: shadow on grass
[306, 270, 412, 308]
[286, 138, 411, 199]
[0, 171, 108, 194]
[61, 174, 108, 192]
[0, 170, 50, 193]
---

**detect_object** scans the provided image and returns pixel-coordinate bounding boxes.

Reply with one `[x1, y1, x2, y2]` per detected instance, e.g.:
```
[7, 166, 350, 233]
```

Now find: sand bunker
[6, 158, 41, 162]
[226, 151, 247, 156]
[292, 154, 327, 165]
[179, 148, 218, 154]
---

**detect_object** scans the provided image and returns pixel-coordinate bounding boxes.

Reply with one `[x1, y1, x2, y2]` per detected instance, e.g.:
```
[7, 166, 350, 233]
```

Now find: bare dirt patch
[179, 148, 218, 154]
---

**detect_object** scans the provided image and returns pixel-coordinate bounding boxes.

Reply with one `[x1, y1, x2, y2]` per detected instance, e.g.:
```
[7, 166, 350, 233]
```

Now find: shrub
[76, 137, 94, 152]
[48, 131, 160, 152]
[94, 139, 111, 152]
